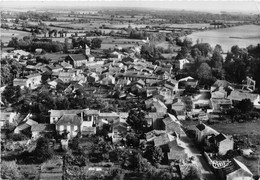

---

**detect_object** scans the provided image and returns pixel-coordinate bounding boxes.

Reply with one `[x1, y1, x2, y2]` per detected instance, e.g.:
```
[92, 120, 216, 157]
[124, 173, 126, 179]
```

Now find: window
[67, 125, 71, 132]
[60, 125, 64, 131]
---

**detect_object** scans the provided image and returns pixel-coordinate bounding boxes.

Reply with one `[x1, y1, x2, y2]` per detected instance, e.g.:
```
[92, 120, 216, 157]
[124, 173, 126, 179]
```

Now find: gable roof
[212, 80, 231, 88]
[56, 114, 82, 125]
[215, 133, 226, 142]
[154, 133, 175, 147]
[31, 124, 55, 132]
[196, 123, 206, 131]
[69, 54, 87, 61]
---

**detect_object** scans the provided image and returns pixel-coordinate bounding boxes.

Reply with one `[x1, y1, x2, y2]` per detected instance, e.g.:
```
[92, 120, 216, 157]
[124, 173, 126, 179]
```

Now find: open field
[1, 28, 31, 43]
[101, 37, 142, 49]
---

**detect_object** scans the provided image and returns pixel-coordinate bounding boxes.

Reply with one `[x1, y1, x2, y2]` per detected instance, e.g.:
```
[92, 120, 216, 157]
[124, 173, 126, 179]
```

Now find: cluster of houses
[195, 122, 254, 180]
[1, 42, 259, 179]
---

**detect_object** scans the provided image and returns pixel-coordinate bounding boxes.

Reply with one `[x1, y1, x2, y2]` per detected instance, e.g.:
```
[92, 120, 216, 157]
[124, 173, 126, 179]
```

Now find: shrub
[8, 133, 27, 141]
[1, 161, 21, 179]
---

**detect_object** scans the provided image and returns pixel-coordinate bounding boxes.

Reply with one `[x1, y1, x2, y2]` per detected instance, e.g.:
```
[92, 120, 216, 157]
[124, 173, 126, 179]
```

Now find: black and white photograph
[0, 0, 260, 179]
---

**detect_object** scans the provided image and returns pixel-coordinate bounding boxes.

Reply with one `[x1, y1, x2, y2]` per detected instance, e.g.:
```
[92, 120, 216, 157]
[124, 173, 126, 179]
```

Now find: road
[180, 133, 218, 180]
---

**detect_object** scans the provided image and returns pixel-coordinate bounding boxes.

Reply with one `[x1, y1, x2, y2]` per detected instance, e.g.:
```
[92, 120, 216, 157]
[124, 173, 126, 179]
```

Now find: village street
[180, 133, 218, 180]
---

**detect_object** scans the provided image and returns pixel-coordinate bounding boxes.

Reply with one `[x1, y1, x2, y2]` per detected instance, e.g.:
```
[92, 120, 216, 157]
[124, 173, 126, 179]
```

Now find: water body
[186, 25, 260, 52]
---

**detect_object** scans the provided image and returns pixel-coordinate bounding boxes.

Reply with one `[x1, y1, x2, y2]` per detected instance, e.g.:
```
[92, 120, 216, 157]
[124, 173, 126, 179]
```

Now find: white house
[178, 59, 190, 70]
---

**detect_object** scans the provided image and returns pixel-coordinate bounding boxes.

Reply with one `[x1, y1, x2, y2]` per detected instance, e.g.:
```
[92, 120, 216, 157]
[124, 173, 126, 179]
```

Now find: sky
[1, 0, 260, 14]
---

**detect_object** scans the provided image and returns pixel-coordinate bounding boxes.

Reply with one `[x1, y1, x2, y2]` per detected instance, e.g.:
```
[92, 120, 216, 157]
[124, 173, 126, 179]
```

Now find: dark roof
[196, 123, 206, 131]
[69, 54, 87, 61]
[31, 124, 55, 132]
[222, 159, 240, 175]
[215, 133, 226, 142]
[56, 114, 81, 125]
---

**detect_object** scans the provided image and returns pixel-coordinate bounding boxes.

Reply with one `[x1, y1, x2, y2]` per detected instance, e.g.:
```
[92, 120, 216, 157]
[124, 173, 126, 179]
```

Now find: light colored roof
[154, 133, 176, 147]
[228, 90, 259, 102]
[25, 73, 41, 79]
[233, 159, 253, 176]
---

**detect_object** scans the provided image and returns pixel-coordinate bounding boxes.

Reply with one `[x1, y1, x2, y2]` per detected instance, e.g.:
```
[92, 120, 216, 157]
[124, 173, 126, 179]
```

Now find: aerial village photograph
[1, 0, 260, 179]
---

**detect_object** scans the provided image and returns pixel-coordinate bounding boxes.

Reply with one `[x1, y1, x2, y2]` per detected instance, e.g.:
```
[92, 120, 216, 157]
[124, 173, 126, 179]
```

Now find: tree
[91, 38, 102, 49]
[126, 133, 140, 147]
[63, 38, 70, 53]
[191, 48, 201, 59]
[193, 43, 212, 57]
[126, 108, 146, 133]
[8, 37, 19, 48]
[197, 63, 212, 80]
[231, 45, 240, 57]
[210, 51, 223, 69]
[2, 85, 22, 104]
[236, 99, 254, 113]
[34, 137, 53, 163]
[143, 146, 163, 165]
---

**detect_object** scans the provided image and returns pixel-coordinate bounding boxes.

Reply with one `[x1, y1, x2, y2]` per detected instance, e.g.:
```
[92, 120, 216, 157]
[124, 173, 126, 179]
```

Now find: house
[50, 109, 99, 138]
[145, 112, 165, 129]
[206, 133, 234, 155]
[100, 75, 115, 85]
[14, 119, 38, 134]
[0, 111, 17, 127]
[171, 99, 186, 120]
[211, 87, 227, 99]
[65, 54, 89, 68]
[87, 72, 100, 83]
[151, 99, 168, 113]
[111, 121, 128, 143]
[154, 133, 176, 152]
[213, 158, 253, 180]
[13, 73, 42, 89]
[80, 110, 99, 136]
[178, 76, 198, 88]
[178, 59, 190, 70]
[162, 113, 182, 136]
[193, 92, 212, 110]
[46, 64, 63, 73]
[31, 124, 56, 139]
[145, 129, 166, 142]
[195, 122, 219, 143]
[56, 114, 82, 138]
[60, 61, 73, 69]
[227, 90, 260, 108]
[211, 80, 232, 92]
[210, 98, 232, 112]
[168, 137, 187, 163]
[130, 79, 145, 93]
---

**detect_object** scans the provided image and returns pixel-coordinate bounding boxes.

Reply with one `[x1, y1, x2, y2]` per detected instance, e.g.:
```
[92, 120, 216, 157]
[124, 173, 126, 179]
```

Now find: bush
[1, 161, 22, 179]
[8, 133, 27, 141]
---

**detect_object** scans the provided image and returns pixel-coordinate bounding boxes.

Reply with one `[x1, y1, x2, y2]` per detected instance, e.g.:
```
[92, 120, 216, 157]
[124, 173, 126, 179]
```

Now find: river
[186, 24, 260, 52]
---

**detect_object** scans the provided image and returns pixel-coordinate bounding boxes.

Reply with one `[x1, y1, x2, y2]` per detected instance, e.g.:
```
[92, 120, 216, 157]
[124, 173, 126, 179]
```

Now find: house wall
[218, 138, 234, 155]
[27, 76, 42, 89]
[57, 124, 80, 138]
[50, 116, 59, 124]
[227, 169, 253, 180]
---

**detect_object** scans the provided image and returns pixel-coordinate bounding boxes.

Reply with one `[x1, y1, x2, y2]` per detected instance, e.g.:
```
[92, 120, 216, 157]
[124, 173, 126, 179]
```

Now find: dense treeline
[176, 37, 260, 91]
[103, 9, 258, 23]
[8, 37, 64, 53]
